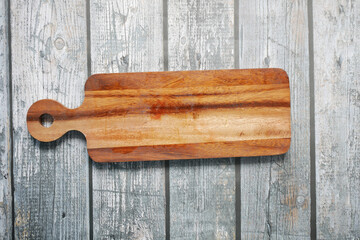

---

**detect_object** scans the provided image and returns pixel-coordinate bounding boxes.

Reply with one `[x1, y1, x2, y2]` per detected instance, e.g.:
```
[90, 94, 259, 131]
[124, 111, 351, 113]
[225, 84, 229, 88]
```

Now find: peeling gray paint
[90, 0, 166, 239]
[314, 0, 360, 238]
[0, 0, 12, 238]
[238, 0, 311, 238]
[11, 0, 90, 238]
[168, 0, 236, 238]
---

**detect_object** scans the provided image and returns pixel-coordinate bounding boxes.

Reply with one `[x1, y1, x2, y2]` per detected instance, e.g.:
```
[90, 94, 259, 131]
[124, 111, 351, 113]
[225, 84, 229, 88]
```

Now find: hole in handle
[39, 113, 54, 128]
[27, 99, 73, 142]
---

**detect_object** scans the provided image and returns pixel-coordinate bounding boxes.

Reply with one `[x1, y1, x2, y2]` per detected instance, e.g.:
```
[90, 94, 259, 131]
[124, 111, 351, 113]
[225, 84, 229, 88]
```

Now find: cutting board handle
[27, 99, 76, 142]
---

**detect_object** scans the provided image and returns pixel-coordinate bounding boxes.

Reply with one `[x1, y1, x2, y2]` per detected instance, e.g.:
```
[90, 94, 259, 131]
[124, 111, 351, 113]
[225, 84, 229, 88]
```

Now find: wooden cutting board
[27, 69, 291, 162]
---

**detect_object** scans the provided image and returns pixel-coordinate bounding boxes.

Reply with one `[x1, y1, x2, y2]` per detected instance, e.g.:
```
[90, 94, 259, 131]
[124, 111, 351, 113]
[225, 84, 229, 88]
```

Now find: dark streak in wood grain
[27, 101, 290, 121]
[88, 138, 291, 162]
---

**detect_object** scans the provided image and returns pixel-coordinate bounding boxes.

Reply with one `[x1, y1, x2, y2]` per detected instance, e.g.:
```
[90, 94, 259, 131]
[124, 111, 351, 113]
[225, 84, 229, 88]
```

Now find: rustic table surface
[0, 0, 359, 239]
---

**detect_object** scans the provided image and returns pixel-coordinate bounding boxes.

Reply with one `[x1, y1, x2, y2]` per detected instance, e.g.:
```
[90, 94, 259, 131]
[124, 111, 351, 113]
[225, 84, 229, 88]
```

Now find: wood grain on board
[167, 0, 237, 238]
[27, 69, 291, 162]
[238, 0, 311, 238]
[11, 0, 89, 238]
[314, 0, 360, 238]
[89, 0, 166, 238]
[0, 0, 12, 238]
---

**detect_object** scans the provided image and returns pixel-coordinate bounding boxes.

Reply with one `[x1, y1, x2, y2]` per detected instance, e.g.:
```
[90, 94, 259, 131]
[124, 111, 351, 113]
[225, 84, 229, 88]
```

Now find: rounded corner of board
[280, 137, 292, 155]
[87, 149, 101, 163]
[277, 68, 290, 82]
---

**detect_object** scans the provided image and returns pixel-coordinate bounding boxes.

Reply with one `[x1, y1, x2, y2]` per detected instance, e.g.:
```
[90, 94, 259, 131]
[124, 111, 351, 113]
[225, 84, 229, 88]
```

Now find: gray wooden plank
[168, 0, 236, 239]
[0, 0, 12, 238]
[89, 0, 166, 238]
[313, 0, 360, 238]
[238, 0, 311, 239]
[11, 0, 89, 238]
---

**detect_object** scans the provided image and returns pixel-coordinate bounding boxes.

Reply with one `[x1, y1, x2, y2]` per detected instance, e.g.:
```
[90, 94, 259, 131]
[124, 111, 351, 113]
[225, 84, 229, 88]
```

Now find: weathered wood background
[0, 0, 359, 239]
